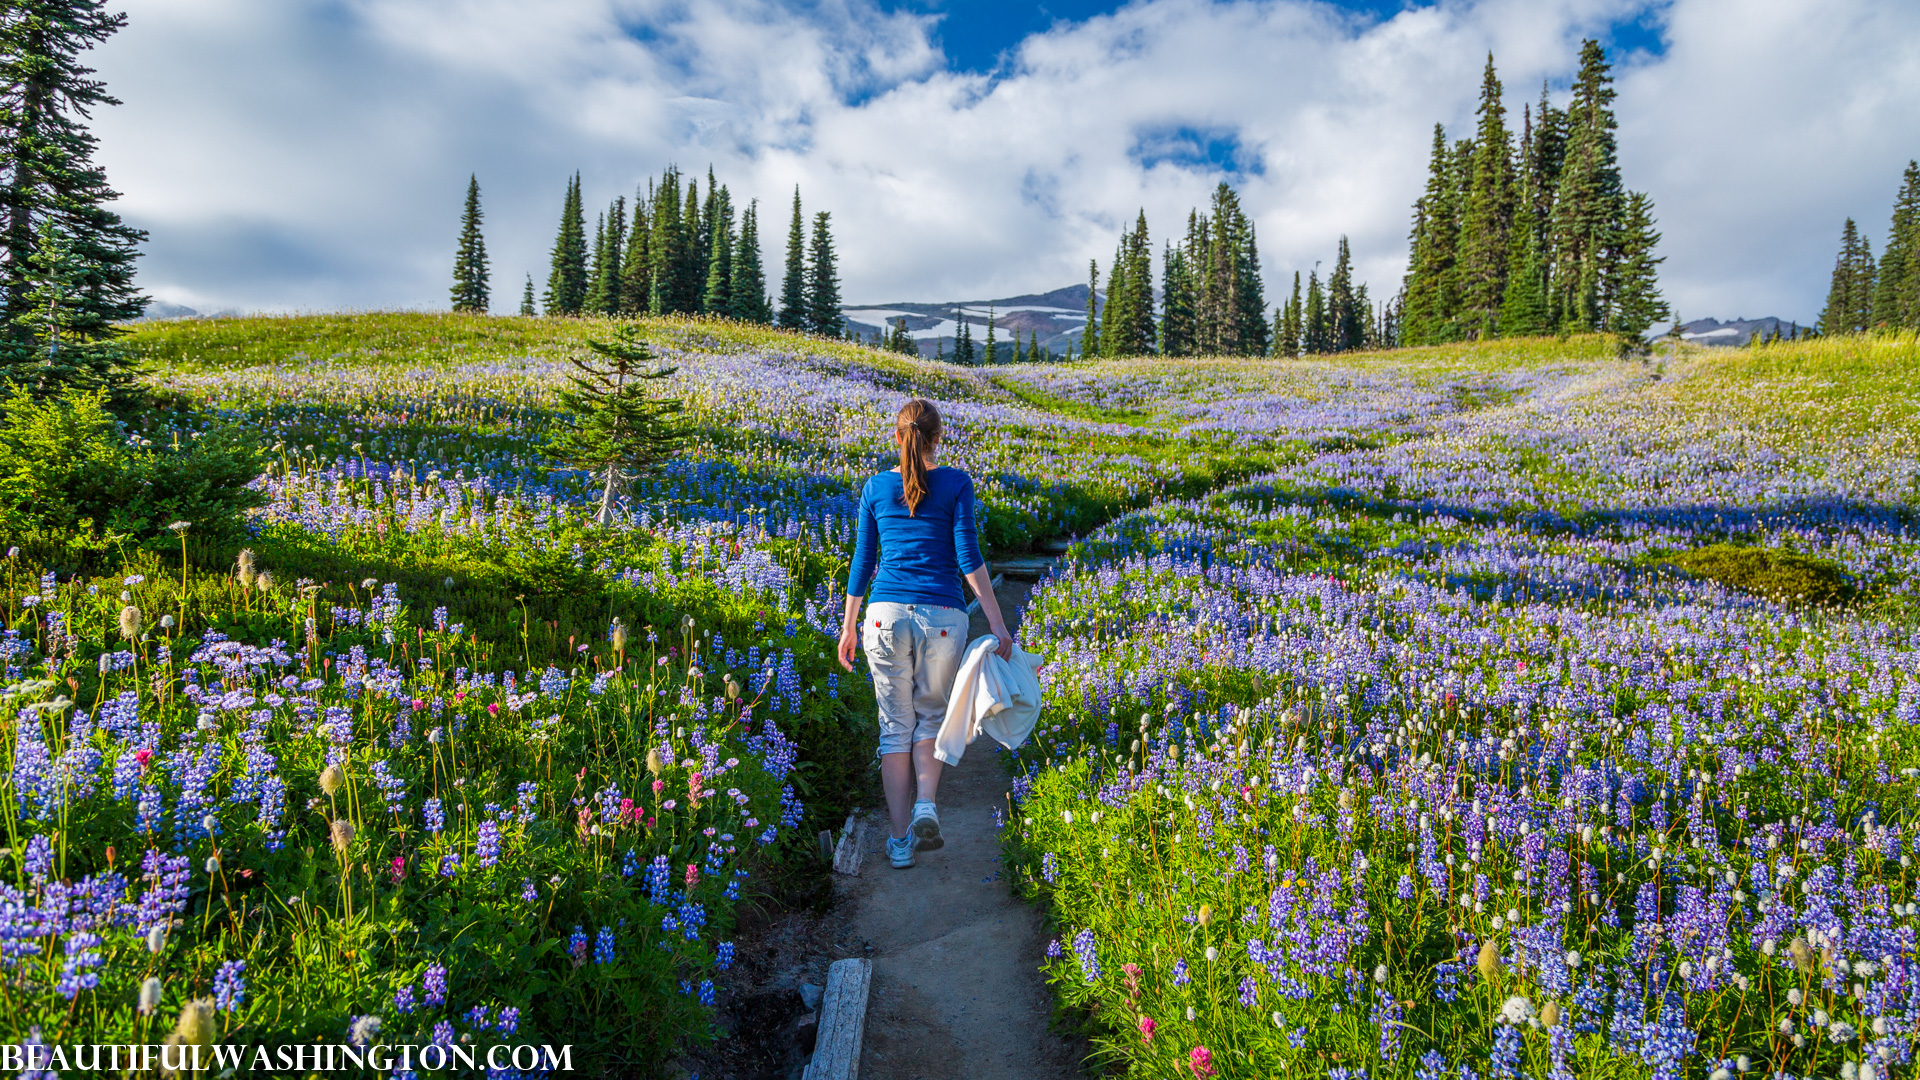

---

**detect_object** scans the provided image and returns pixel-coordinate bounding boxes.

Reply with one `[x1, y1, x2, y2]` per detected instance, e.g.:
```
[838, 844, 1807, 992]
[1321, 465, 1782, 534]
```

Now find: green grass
[1653, 543, 1860, 607]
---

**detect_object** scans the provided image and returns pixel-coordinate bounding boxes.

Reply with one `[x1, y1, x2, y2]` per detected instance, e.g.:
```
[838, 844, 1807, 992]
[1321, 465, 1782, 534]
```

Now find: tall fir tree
[727, 200, 771, 323]
[1400, 125, 1462, 345]
[1082, 260, 1101, 357]
[519, 275, 536, 316]
[585, 212, 607, 314]
[1027, 331, 1040, 363]
[1277, 271, 1303, 358]
[1457, 54, 1514, 339]
[805, 211, 843, 336]
[1549, 39, 1626, 332]
[1161, 240, 1196, 356]
[1873, 161, 1920, 329]
[450, 175, 490, 313]
[618, 186, 651, 316]
[1184, 185, 1267, 355]
[1328, 237, 1364, 352]
[1303, 270, 1329, 354]
[1609, 191, 1669, 347]
[1103, 210, 1156, 356]
[1498, 103, 1552, 337]
[954, 309, 975, 364]
[0, 0, 147, 388]
[1820, 218, 1877, 336]
[544, 174, 589, 315]
[778, 188, 808, 329]
[702, 186, 734, 315]
[983, 304, 998, 364]
[584, 197, 626, 315]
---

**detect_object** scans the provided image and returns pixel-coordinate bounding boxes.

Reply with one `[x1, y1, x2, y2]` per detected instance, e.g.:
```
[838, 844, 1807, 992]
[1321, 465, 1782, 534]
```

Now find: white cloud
[89, 0, 1920, 321]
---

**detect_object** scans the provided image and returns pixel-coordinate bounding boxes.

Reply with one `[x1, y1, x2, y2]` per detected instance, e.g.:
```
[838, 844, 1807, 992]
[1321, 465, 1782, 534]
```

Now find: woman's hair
[895, 399, 942, 515]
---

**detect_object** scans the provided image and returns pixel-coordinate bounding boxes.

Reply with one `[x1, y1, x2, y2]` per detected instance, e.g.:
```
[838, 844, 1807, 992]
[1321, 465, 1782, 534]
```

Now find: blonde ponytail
[895, 399, 941, 515]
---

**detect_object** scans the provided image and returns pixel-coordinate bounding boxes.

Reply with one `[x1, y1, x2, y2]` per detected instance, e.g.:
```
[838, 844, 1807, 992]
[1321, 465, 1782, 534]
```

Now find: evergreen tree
[1161, 240, 1196, 356]
[1458, 54, 1514, 339]
[954, 309, 975, 364]
[645, 168, 698, 315]
[1303, 270, 1328, 354]
[1277, 272, 1303, 358]
[520, 275, 536, 316]
[1013, 328, 1027, 364]
[703, 187, 734, 315]
[1820, 218, 1878, 336]
[618, 186, 651, 316]
[778, 188, 808, 329]
[1609, 191, 1669, 348]
[543, 325, 685, 525]
[1498, 105, 1551, 337]
[1549, 40, 1626, 332]
[1328, 237, 1363, 352]
[1100, 210, 1156, 356]
[1027, 331, 1040, 364]
[1400, 125, 1462, 345]
[544, 174, 589, 315]
[1185, 185, 1267, 355]
[450, 175, 490, 313]
[727, 200, 771, 323]
[983, 304, 998, 364]
[805, 211, 843, 336]
[680, 176, 702, 310]
[1873, 161, 1920, 329]
[1082, 260, 1101, 357]
[585, 211, 607, 313]
[0, 0, 148, 386]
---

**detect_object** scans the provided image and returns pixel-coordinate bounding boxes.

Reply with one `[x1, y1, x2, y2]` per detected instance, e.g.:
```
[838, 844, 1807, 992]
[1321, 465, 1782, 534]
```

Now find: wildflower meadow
[4, 313, 1917, 1078]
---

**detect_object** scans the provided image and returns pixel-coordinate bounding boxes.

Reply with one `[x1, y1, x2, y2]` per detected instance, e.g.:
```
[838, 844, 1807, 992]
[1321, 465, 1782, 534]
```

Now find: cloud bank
[90, 0, 1920, 322]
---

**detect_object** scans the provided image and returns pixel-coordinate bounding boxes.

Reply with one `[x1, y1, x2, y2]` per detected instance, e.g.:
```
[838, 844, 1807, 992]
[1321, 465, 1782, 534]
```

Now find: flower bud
[319, 764, 346, 796]
[1477, 940, 1503, 984]
[1540, 1001, 1560, 1028]
[174, 998, 216, 1047]
[147, 924, 168, 953]
[139, 976, 164, 1014]
[329, 819, 355, 854]
[1198, 904, 1213, 927]
[118, 605, 144, 639]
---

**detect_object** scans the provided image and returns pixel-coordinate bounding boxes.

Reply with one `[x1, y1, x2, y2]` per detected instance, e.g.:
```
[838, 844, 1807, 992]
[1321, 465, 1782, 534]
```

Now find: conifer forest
[4, 3, 1920, 1078]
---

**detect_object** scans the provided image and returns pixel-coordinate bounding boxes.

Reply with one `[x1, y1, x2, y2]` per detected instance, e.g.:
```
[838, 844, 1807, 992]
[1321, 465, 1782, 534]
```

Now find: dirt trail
[844, 578, 1085, 1080]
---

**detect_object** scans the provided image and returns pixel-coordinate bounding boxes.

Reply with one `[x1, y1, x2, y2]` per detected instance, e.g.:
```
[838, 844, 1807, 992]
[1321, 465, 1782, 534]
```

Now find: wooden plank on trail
[804, 957, 872, 1080]
[832, 814, 864, 876]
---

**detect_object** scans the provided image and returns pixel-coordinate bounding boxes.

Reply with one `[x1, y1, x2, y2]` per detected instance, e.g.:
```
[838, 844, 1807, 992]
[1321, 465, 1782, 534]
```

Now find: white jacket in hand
[934, 634, 1045, 766]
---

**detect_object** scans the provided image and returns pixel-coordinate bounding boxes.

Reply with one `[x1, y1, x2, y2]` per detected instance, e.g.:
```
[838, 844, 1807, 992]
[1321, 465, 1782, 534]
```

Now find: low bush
[0, 386, 264, 557]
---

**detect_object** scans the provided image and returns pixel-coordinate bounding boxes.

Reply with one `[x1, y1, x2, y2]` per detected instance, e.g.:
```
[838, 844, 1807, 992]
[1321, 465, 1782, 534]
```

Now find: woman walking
[838, 399, 1014, 869]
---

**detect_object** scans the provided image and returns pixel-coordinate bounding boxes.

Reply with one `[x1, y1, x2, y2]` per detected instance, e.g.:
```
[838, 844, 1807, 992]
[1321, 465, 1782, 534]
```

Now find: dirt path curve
[843, 577, 1085, 1080]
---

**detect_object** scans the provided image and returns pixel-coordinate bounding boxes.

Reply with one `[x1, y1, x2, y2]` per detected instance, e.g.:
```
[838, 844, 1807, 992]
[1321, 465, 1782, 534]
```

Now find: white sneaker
[910, 802, 943, 851]
[887, 834, 915, 869]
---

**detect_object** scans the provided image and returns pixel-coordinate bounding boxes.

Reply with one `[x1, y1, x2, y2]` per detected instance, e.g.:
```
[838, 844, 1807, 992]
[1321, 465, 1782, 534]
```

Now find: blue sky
[905, 0, 1667, 73]
[91, 0, 1920, 323]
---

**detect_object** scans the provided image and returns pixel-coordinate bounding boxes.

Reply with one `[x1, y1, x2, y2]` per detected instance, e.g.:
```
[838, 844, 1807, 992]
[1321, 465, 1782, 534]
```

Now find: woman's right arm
[840, 485, 877, 671]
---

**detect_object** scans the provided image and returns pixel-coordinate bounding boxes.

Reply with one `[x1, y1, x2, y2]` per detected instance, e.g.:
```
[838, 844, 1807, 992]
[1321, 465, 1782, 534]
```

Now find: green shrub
[1658, 543, 1859, 605]
[0, 386, 265, 553]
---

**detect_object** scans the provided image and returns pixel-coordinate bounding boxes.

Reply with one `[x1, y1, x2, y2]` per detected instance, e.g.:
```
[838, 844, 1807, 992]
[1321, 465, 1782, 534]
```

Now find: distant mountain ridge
[844, 285, 1096, 357]
[1679, 316, 1807, 347]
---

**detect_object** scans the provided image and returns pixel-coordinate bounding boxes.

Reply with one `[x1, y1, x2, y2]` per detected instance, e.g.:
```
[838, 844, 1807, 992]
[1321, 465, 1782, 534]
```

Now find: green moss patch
[1657, 544, 1859, 606]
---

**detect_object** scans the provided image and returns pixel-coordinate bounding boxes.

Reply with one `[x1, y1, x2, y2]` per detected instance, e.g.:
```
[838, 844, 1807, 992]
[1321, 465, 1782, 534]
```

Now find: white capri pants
[862, 601, 970, 755]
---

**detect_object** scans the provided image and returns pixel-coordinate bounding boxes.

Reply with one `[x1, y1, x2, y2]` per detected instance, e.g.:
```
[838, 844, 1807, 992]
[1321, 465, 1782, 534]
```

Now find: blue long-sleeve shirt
[846, 468, 985, 609]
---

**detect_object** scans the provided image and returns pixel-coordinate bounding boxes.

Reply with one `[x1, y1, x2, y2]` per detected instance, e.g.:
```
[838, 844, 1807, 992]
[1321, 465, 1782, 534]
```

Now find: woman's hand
[990, 621, 1014, 661]
[838, 593, 864, 672]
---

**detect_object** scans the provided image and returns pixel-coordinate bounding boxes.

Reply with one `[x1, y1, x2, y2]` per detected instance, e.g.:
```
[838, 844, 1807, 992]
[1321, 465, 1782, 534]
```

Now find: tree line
[1400, 42, 1666, 348]
[1820, 160, 1920, 335]
[452, 172, 847, 337]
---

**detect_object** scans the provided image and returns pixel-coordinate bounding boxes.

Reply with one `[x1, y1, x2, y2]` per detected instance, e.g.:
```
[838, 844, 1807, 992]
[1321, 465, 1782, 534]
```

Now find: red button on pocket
[941, 630, 948, 636]
[874, 620, 881, 627]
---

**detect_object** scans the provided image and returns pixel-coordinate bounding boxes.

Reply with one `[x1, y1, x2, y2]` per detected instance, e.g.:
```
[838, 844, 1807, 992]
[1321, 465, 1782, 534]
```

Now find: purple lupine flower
[1072, 929, 1101, 983]
[716, 941, 736, 971]
[497, 1006, 520, 1035]
[394, 985, 417, 1013]
[439, 852, 460, 877]
[423, 797, 444, 833]
[213, 959, 246, 1011]
[699, 979, 716, 1006]
[423, 963, 447, 1007]
[594, 927, 615, 965]
[1173, 959, 1190, 986]
[475, 821, 501, 868]
[521, 878, 538, 903]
